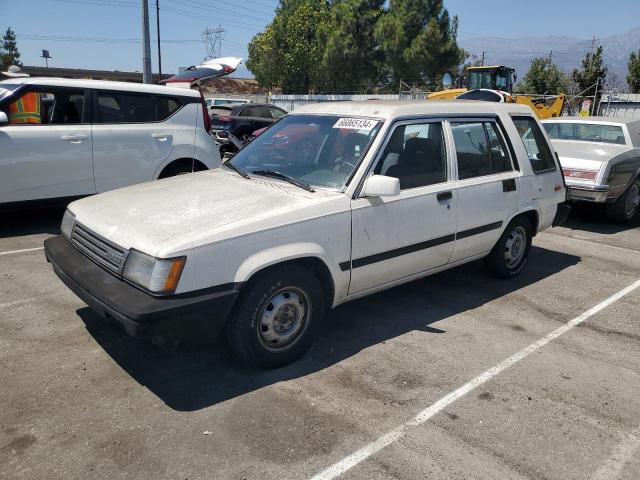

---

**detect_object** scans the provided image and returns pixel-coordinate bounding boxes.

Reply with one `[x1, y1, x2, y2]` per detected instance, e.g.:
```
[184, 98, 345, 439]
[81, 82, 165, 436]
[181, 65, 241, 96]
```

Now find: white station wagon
[45, 101, 569, 367]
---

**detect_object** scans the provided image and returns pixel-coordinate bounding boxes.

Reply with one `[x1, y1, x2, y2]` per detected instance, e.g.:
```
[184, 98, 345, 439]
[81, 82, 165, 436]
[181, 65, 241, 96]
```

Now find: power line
[172, 0, 274, 22]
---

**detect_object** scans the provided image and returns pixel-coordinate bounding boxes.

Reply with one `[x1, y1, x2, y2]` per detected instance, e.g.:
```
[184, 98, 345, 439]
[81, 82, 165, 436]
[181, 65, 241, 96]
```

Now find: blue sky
[3, 0, 639, 77]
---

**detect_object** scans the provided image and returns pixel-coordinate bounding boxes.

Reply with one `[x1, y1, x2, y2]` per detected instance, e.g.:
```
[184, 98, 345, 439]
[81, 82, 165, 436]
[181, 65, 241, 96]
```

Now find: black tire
[226, 265, 326, 368]
[484, 216, 533, 279]
[605, 178, 640, 223]
[158, 161, 196, 178]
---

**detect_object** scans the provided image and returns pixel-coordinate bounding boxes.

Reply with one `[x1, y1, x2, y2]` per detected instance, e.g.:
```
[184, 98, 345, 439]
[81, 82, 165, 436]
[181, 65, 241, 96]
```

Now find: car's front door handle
[61, 134, 87, 143]
[437, 191, 453, 202]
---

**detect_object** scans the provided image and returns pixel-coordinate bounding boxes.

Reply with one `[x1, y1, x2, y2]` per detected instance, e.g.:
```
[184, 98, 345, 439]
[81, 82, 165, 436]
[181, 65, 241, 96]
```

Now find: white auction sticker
[333, 118, 378, 131]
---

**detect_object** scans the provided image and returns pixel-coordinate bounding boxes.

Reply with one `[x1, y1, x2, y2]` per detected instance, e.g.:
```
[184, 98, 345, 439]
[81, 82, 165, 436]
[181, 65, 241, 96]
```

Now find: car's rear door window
[451, 121, 513, 179]
[512, 116, 556, 173]
[96, 91, 156, 123]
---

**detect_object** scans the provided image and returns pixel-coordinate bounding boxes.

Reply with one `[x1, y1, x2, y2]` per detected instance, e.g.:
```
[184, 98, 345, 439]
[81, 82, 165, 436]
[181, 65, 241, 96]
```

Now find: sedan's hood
[69, 169, 346, 256]
[550, 139, 628, 170]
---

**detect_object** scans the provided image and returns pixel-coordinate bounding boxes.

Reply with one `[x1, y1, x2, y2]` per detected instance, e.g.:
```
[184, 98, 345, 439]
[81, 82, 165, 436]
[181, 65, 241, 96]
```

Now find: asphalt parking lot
[1, 206, 639, 480]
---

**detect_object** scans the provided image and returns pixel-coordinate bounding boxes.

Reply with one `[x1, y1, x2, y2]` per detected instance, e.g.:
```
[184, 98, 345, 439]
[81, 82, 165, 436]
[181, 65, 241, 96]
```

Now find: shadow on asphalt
[0, 207, 65, 239]
[78, 245, 580, 412]
[561, 203, 640, 235]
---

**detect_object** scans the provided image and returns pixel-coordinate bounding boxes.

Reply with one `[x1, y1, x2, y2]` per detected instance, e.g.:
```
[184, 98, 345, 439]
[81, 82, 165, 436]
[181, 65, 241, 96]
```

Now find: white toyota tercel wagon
[45, 101, 569, 368]
[0, 77, 219, 210]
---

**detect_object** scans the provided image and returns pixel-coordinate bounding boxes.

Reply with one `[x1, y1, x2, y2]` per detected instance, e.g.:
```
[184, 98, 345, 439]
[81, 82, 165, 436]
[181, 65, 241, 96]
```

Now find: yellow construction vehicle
[428, 65, 565, 119]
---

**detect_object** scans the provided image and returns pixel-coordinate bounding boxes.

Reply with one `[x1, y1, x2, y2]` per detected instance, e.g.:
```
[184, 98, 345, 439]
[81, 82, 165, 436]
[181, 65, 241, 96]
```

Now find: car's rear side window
[451, 121, 513, 180]
[512, 116, 557, 174]
[157, 96, 181, 121]
[97, 91, 155, 123]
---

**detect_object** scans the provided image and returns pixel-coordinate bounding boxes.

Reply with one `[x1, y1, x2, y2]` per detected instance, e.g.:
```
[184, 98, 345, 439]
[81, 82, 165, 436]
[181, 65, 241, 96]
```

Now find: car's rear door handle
[437, 191, 453, 201]
[151, 133, 170, 141]
[61, 134, 87, 143]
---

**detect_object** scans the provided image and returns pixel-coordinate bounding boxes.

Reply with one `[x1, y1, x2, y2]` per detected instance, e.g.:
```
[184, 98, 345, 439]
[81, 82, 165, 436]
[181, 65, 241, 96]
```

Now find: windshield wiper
[250, 170, 315, 192]
[223, 161, 250, 179]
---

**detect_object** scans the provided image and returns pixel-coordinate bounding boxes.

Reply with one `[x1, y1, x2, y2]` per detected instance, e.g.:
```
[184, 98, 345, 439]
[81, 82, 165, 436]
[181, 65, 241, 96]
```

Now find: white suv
[45, 101, 569, 368]
[0, 77, 220, 209]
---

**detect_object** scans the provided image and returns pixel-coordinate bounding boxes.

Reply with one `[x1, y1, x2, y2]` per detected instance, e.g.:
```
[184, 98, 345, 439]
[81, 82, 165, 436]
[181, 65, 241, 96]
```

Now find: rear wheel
[159, 161, 198, 178]
[226, 265, 326, 368]
[484, 216, 533, 279]
[606, 178, 640, 223]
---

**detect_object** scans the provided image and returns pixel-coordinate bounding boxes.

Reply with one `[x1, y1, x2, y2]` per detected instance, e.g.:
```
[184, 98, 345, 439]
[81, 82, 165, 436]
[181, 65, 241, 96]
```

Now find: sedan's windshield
[229, 114, 382, 189]
[544, 122, 626, 145]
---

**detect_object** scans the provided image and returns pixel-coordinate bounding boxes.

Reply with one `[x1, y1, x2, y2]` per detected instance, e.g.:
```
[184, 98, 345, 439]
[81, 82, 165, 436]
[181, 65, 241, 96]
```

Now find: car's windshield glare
[544, 122, 626, 145]
[229, 114, 381, 189]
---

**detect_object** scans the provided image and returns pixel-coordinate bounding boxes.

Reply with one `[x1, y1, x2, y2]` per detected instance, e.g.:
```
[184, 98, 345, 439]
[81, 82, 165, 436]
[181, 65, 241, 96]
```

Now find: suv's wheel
[484, 216, 533, 279]
[226, 265, 326, 368]
[606, 178, 640, 223]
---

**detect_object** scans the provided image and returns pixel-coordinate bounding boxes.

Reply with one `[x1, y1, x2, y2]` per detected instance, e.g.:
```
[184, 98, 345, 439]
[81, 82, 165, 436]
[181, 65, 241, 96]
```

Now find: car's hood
[550, 139, 628, 170]
[68, 169, 347, 257]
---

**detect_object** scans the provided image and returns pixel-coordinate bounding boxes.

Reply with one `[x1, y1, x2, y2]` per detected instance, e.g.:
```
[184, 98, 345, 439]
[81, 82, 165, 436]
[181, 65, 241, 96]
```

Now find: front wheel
[226, 266, 326, 368]
[606, 179, 640, 223]
[484, 216, 533, 279]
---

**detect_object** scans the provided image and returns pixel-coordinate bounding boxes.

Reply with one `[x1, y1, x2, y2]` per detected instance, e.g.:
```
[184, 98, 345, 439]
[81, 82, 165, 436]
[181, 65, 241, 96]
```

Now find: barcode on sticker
[333, 118, 377, 131]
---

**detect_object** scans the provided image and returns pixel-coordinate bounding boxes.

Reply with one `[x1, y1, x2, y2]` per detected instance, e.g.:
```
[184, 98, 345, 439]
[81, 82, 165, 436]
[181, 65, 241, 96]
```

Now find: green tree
[374, 0, 464, 86]
[627, 49, 640, 93]
[572, 45, 607, 95]
[1, 27, 22, 70]
[518, 57, 569, 95]
[246, 0, 330, 93]
[321, 0, 385, 92]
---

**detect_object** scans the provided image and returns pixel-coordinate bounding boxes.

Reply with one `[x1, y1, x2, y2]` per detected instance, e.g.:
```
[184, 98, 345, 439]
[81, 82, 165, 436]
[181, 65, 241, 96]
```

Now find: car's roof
[542, 116, 640, 126]
[292, 100, 533, 119]
[0, 77, 200, 97]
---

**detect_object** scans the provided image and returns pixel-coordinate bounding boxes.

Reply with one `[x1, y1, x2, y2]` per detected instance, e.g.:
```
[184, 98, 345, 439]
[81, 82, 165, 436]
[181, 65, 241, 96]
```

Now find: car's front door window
[3, 88, 85, 125]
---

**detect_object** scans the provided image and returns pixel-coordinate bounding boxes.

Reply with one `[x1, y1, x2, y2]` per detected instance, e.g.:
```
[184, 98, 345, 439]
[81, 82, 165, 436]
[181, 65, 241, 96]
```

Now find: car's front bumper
[44, 235, 240, 345]
[566, 183, 610, 203]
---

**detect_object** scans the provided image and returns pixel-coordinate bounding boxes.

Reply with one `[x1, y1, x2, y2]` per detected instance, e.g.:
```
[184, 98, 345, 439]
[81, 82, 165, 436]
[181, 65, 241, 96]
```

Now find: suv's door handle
[437, 191, 453, 201]
[151, 133, 170, 141]
[61, 134, 87, 143]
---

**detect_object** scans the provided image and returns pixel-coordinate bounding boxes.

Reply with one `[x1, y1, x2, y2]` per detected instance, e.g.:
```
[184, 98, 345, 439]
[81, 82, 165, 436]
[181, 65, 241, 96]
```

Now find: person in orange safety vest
[8, 92, 42, 124]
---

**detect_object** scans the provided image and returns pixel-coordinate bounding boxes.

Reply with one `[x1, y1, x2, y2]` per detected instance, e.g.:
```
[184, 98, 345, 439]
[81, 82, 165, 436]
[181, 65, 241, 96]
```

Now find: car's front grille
[70, 222, 128, 275]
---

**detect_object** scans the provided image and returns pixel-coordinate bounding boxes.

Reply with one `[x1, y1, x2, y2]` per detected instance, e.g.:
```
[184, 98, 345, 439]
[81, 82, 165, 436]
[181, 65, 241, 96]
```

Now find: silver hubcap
[625, 184, 639, 217]
[504, 226, 527, 268]
[258, 287, 310, 351]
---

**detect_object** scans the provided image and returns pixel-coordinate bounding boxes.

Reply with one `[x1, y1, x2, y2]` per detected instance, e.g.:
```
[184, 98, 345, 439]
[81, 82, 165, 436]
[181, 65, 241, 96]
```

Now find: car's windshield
[544, 122, 626, 145]
[229, 114, 382, 189]
[0, 83, 21, 101]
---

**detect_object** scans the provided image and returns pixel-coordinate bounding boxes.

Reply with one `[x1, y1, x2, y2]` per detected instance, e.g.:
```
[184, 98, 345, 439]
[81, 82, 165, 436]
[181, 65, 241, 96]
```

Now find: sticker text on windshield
[333, 118, 378, 131]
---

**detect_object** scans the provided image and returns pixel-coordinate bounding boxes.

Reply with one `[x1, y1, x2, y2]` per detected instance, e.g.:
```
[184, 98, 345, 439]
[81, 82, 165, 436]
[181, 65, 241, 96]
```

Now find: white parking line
[543, 232, 640, 255]
[0, 246, 44, 256]
[309, 278, 640, 480]
[591, 426, 640, 480]
[0, 299, 34, 309]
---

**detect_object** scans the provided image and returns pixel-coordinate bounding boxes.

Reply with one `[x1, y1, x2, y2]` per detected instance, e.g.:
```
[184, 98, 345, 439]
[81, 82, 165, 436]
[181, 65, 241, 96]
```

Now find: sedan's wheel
[484, 216, 533, 279]
[606, 179, 640, 223]
[226, 266, 326, 368]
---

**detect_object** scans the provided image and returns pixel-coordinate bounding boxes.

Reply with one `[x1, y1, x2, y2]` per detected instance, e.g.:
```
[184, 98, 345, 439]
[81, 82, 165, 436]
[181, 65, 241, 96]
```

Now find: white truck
[45, 100, 569, 368]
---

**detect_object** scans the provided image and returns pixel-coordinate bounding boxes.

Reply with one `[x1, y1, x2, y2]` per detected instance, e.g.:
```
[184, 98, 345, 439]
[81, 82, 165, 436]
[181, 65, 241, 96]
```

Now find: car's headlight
[61, 210, 75, 239]
[123, 250, 186, 294]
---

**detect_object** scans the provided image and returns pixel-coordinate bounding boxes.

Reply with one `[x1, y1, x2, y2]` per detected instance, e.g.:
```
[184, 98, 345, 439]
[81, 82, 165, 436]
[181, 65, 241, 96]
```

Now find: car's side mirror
[361, 175, 400, 197]
[0, 111, 8, 125]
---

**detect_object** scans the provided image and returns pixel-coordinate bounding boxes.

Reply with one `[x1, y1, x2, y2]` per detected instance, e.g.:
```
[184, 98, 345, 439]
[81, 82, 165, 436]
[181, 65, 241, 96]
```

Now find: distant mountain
[459, 27, 640, 88]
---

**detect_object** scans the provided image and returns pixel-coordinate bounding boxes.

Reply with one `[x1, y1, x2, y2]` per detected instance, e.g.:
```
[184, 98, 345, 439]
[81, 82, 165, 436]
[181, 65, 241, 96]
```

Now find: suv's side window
[451, 121, 513, 179]
[374, 121, 447, 190]
[3, 88, 86, 125]
[512, 116, 556, 173]
[239, 106, 254, 117]
[96, 91, 156, 123]
[156, 96, 181, 121]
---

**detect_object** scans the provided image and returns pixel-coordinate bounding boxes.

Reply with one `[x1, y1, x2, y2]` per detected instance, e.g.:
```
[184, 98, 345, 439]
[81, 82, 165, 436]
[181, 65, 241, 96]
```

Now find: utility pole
[202, 25, 225, 60]
[481, 51, 485, 66]
[141, 0, 153, 84]
[156, 0, 162, 78]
